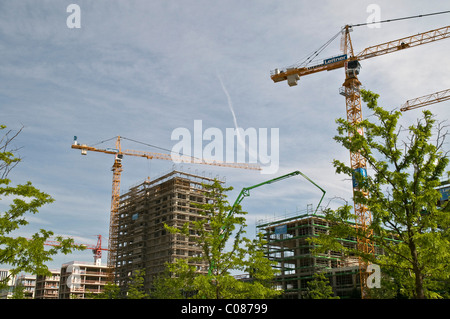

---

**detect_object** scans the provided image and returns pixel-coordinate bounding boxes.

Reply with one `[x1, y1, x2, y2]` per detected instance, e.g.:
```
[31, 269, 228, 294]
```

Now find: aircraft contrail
[217, 73, 260, 163]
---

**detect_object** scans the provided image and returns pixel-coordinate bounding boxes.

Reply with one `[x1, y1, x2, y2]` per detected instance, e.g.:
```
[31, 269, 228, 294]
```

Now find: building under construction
[257, 209, 366, 299]
[115, 170, 220, 294]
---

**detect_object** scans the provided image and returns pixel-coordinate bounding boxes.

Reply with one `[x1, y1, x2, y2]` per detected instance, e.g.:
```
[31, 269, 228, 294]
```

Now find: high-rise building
[115, 170, 219, 294]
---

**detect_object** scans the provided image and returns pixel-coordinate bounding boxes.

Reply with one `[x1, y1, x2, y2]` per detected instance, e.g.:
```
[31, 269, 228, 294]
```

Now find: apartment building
[59, 261, 108, 299]
[34, 269, 61, 299]
[0, 269, 16, 299]
[14, 274, 36, 299]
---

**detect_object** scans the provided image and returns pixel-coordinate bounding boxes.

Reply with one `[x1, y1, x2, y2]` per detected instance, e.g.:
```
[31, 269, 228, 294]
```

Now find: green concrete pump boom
[208, 170, 326, 277]
[228, 170, 326, 220]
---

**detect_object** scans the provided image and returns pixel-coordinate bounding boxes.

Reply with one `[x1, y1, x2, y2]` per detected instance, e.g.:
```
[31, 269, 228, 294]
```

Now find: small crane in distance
[40, 234, 107, 265]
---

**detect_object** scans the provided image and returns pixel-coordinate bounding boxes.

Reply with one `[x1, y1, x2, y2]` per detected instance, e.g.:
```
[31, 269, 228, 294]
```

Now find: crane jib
[306, 54, 348, 70]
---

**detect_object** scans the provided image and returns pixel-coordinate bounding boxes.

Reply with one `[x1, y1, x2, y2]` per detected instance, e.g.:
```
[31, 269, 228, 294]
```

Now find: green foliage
[0, 125, 83, 290]
[89, 272, 150, 299]
[11, 280, 25, 299]
[159, 180, 281, 299]
[126, 269, 149, 299]
[304, 272, 339, 299]
[150, 259, 197, 299]
[88, 281, 121, 299]
[311, 90, 450, 298]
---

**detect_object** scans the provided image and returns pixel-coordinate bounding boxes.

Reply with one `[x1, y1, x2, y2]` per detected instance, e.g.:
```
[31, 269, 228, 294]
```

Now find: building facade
[14, 274, 36, 299]
[256, 209, 364, 299]
[34, 269, 61, 299]
[115, 170, 219, 294]
[59, 261, 108, 299]
[437, 179, 450, 207]
[0, 269, 16, 299]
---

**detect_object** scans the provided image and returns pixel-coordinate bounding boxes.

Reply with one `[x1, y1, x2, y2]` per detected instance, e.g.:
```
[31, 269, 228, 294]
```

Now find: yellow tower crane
[271, 24, 450, 297]
[400, 88, 450, 111]
[71, 136, 261, 281]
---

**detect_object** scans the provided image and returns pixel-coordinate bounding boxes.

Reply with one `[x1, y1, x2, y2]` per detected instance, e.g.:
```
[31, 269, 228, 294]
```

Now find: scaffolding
[115, 170, 219, 293]
[256, 209, 363, 299]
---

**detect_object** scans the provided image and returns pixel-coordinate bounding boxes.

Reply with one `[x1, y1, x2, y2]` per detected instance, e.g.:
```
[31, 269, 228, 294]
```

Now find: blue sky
[1, 1, 449, 270]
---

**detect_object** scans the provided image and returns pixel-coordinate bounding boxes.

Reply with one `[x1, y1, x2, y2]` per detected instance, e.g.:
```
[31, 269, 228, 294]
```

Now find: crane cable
[296, 28, 343, 68]
[119, 136, 208, 163]
[120, 136, 174, 154]
[294, 9, 450, 68]
[88, 136, 175, 155]
[351, 9, 450, 27]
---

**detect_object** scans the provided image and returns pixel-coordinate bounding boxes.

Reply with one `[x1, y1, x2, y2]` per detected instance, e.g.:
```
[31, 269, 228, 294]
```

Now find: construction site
[2, 7, 450, 301]
[256, 210, 379, 299]
[3, 171, 449, 299]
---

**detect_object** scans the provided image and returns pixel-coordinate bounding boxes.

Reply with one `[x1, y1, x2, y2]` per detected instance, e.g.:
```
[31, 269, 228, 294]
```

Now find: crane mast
[271, 23, 450, 298]
[72, 135, 260, 282]
[109, 137, 123, 275]
[340, 25, 374, 297]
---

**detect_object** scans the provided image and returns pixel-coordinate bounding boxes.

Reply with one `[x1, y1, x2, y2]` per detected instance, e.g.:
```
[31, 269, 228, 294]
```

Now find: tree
[304, 272, 339, 299]
[11, 280, 25, 299]
[162, 180, 281, 299]
[311, 89, 450, 299]
[126, 269, 149, 299]
[88, 272, 149, 299]
[88, 282, 121, 299]
[150, 259, 198, 299]
[0, 125, 82, 290]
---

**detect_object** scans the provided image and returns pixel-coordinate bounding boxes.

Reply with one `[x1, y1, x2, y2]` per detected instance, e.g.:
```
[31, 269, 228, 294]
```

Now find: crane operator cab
[346, 59, 361, 78]
[115, 153, 123, 164]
